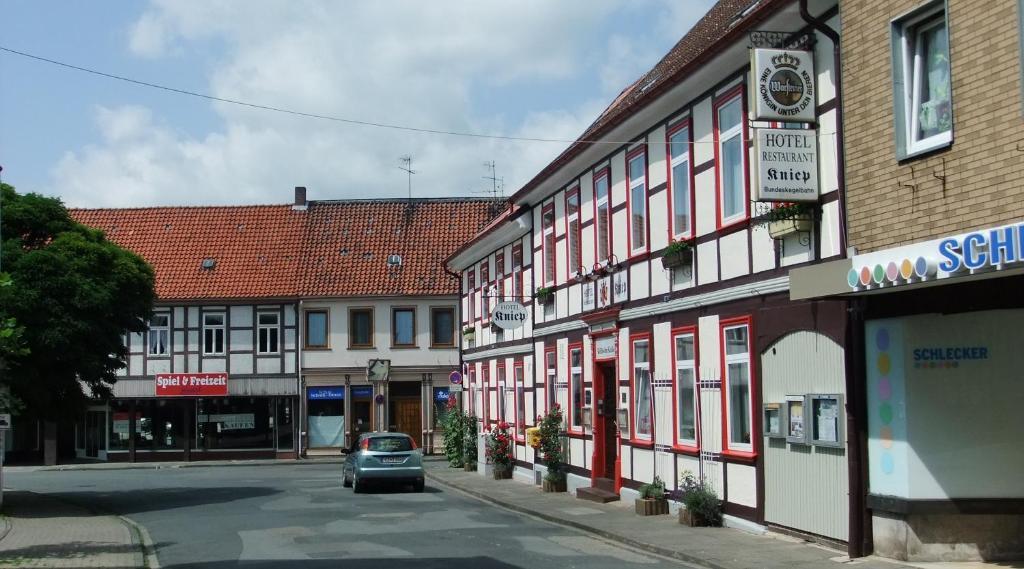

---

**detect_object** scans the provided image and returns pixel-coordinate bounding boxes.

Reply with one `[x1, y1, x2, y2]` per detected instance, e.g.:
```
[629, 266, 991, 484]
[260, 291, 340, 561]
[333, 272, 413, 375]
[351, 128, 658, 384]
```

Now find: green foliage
[672, 470, 723, 526]
[663, 238, 693, 257]
[0, 184, 156, 418]
[534, 286, 552, 302]
[485, 421, 514, 469]
[462, 412, 478, 464]
[440, 396, 465, 467]
[537, 403, 565, 482]
[638, 475, 666, 500]
[759, 202, 815, 224]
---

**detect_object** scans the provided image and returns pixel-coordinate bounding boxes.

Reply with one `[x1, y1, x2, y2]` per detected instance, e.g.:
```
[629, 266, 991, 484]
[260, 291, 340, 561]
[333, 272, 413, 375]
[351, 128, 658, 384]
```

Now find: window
[203, 313, 225, 355]
[566, 187, 581, 276]
[632, 338, 653, 439]
[894, 3, 952, 158]
[496, 364, 506, 422]
[542, 203, 556, 285]
[512, 243, 524, 301]
[594, 169, 611, 262]
[148, 313, 169, 356]
[628, 150, 647, 254]
[715, 90, 748, 226]
[481, 260, 491, 322]
[723, 321, 753, 451]
[674, 331, 698, 447]
[469, 368, 478, 417]
[349, 308, 373, 348]
[430, 307, 455, 347]
[504, 380, 515, 431]
[569, 346, 583, 430]
[392, 307, 415, 347]
[467, 270, 476, 322]
[515, 363, 525, 438]
[257, 312, 280, 354]
[545, 348, 557, 416]
[668, 122, 692, 238]
[304, 310, 328, 348]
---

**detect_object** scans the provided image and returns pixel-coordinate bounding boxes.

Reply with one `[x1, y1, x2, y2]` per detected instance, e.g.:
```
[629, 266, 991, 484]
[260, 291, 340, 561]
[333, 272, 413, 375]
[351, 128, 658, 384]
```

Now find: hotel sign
[491, 301, 529, 330]
[751, 48, 816, 122]
[156, 373, 228, 397]
[754, 129, 818, 202]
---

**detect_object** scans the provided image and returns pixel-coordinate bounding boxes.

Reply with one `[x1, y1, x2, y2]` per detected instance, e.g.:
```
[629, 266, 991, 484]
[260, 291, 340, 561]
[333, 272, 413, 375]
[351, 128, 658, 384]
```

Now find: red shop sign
[155, 373, 229, 397]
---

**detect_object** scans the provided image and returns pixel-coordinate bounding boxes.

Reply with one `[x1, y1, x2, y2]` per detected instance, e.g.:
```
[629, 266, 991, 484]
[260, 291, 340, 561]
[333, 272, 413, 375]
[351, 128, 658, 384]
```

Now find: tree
[0, 183, 155, 418]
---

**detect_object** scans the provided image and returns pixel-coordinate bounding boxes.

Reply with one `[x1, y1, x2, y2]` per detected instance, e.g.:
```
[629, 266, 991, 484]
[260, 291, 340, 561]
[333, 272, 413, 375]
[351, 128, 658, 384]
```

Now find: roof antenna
[482, 160, 504, 202]
[398, 155, 416, 205]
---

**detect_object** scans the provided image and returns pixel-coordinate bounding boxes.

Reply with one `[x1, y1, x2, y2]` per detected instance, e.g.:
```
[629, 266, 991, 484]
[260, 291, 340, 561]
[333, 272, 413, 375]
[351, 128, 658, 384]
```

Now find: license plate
[381, 456, 404, 464]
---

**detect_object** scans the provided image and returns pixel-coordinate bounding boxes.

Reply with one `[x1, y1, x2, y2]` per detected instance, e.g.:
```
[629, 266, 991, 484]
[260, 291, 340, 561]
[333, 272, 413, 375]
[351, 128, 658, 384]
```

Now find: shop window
[148, 313, 170, 356]
[674, 331, 698, 448]
[196, 397, 274, 450]
[276, 397, 294, 450]
[569, 346, 583, 431]
[433, 387, 451, 429]
[594, 169, 611, 262]
[715, 90, 748, 226]
[632, 337, 653, 440]
[515, 363, 526, 437]
[304, 310, 328, 349]
[542, 203, 556, 285]
[628, 149, 647, 255]
[203, 313, 225, 355]
[668, 122, 692, 238]
[258, 312, 280, 354]
[108, 401, 133, 451]
[135, 399, 187, 451]
[349, 308, 374, 348]
[392, 307, 416, 347]
[430, 307, 455, 347]
[307, 391, 344, 448]
[566, 187, 581, 275]
[722, 320, 753, 452]
[893, 2, 952, 159]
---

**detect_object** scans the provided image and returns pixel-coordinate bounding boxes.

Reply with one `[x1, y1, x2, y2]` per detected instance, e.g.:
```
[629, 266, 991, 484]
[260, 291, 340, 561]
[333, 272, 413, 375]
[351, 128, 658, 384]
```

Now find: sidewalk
[424, 460, 913, 569]
[0, 491, 146, 568]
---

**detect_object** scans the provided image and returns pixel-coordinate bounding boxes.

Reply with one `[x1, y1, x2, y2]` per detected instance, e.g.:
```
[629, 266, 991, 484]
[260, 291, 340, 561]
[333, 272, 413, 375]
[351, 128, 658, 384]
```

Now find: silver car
[342, 432, 425, 493]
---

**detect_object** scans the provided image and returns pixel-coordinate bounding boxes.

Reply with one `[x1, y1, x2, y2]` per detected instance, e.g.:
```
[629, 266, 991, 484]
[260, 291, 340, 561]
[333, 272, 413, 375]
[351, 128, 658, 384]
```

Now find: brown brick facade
[842, 0, 1024, 252]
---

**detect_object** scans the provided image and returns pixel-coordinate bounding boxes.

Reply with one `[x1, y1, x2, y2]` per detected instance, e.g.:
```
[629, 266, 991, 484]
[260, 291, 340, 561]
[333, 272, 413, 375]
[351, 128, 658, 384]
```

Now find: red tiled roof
[71, 198, 495, 301]
[301, 199, 494, 297]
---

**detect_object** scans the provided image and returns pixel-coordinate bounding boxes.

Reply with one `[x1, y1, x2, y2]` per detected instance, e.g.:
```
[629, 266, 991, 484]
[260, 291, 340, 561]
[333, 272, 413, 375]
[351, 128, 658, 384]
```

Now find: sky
[0, 1, 715, 208]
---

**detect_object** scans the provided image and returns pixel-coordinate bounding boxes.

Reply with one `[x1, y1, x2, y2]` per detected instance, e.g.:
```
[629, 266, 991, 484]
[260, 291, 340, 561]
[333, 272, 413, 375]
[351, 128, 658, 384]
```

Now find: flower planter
[492, 466, 513, 480]
[767, 217, 813, 239]
[542, 478, 567, 493]
[661, 248, 693, 269]
[634, 497, 669, 516]
[463, 462, 477, 472]
[462, 331, 475, 343]
[678, 507, 712, 527]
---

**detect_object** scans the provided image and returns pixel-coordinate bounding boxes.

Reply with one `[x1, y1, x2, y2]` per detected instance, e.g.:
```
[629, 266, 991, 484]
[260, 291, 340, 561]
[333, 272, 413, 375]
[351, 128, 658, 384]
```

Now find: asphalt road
[7, 462, 693, 569]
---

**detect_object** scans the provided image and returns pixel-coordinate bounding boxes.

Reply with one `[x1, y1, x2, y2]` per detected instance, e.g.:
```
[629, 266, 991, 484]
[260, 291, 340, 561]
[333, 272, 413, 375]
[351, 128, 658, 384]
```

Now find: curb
[119, 514, 160, 569]
[425, 472, 724, 569]
[29, 458, 347, 473]
[0, 515, 10, 544]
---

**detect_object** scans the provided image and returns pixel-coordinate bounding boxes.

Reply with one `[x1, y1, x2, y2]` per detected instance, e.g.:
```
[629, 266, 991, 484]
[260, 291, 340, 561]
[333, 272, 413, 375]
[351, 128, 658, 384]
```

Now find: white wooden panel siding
[821, 200, 842, 259]
[726, 463, 757, 508]
[751, 224, 777, 273]
[232, 353, 254, 375]
[761, 331, 848, 541]
[629, 262, 646, 301]
[694, 169, 717, 238]
[719, 230, 750, 281]
[697, 240, 718, 285]
[149, 359, 171, 375]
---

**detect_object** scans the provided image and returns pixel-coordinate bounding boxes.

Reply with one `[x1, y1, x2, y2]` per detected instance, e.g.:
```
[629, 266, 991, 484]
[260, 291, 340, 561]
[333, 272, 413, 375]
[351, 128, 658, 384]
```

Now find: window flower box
[767, 217, 813, 239]
[661, 239, 694, 269]
[760, 203, 815, 240]
[462, 327, 475, 342]
[635, 476, 669, 516]
[534, 286, 553, 305]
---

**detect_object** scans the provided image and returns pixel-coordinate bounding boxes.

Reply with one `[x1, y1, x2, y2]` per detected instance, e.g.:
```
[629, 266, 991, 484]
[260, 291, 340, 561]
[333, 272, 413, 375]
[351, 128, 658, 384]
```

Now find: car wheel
[352, 473, 364, 494]
[343, 469, 352, 488]
[413, 480, 425, 493]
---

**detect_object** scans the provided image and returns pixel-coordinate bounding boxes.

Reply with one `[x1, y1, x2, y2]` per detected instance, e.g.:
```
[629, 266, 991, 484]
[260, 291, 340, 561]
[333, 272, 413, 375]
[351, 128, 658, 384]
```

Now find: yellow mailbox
[525, 426, 541, 448]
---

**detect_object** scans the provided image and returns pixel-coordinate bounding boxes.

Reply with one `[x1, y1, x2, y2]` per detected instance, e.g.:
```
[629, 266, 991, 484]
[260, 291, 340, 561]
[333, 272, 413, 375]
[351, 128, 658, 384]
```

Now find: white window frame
[545, 349, 557, 416]
[893, 2, 952, 158]
[203, 312, 225, 355]
[716, 94, 747, 226]
[632, 338, 653, 440]
[723, 323, 753, 452]
[569, 347, 583, 430]
[257, 311, 280, 354]
[674, 332, 698, 447]
[627, 150, 647, 255]
[515, 365, 525, 437]
[542, 203, 556, 286]
[594, 170, 611, 263]
[668, 123, 692, 239]
[148, 313, 170, 356]
[566, 187, 581, 276]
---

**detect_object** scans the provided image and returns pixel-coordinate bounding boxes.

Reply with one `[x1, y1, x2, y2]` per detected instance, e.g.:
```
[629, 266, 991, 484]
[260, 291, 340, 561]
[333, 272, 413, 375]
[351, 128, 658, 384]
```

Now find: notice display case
[809, 394, 844, 448]
[786, 395, 808, 444]
[763, 403, 783, 438]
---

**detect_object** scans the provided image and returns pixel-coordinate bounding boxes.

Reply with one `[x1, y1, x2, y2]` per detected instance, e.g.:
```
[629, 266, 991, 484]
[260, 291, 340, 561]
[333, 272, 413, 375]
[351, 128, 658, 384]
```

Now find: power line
[0, 45, 840, 147]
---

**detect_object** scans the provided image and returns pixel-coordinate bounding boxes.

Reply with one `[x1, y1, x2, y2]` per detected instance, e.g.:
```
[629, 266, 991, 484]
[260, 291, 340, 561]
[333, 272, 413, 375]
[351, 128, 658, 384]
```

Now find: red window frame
[628, 332, 655, 447]
[468, 367, 476, 417]
[543, 346, 557, 418]
[592, 167, 612, 264]
[712, 85, 751, 230]
[564, 186, 582, 278]
[625, 147, 649, 258]
[541, 202, 556, 286]
[496, 362, 506, 424]
[719, 315, 756, 459]
[467, 270, 476, 323]
[567, 343, 584, 435]
[512, 242, 523, 301]
[513, 360, 526, 442]
[671, 325, 700, 453]
[481, 261, 490, 325]
[666, 118, 696, 241]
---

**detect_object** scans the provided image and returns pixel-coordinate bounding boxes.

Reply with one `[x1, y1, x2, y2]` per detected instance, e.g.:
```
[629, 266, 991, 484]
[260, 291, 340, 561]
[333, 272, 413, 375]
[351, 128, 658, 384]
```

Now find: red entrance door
[592, 361, 618, 481]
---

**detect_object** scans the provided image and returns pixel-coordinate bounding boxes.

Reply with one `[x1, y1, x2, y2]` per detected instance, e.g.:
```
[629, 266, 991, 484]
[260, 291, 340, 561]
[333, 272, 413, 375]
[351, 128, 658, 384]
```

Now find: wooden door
[393, 398, 422, 448]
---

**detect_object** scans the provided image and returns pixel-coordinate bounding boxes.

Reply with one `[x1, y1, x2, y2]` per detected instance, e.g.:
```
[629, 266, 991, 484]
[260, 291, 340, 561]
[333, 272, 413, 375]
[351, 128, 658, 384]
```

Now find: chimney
[293, 186, 308, 211]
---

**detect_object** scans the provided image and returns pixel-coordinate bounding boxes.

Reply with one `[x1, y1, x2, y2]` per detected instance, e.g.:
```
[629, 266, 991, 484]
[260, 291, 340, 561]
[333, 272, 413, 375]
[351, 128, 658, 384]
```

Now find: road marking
[549, 536, 658, 564]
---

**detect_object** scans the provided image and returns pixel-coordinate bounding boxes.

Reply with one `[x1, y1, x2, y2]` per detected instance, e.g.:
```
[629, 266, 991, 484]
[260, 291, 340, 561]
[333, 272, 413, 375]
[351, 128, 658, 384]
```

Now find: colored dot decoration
[849, 256, 938, 289]
[879, 403, 893, 425]
[877, 353, 891, 376]
[881, 453, 895, 474]
[879, 426, 894, 449]
[876, 328, 889, 351]
[875, 327, 895, 477]
[878, 377, 891, 400]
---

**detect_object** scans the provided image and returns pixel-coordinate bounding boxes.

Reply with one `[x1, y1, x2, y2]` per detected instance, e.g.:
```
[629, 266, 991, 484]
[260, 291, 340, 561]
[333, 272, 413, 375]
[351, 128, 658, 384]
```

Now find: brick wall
[842, 0, 1024, 252]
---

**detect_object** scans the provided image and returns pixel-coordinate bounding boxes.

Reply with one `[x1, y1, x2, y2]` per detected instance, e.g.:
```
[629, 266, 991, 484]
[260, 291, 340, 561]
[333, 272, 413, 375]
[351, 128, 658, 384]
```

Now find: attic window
[362, 252, 373, 260]
[201, 258, 216, 270]
[387, 254, 402, 267]
[340, 248, 349, 256]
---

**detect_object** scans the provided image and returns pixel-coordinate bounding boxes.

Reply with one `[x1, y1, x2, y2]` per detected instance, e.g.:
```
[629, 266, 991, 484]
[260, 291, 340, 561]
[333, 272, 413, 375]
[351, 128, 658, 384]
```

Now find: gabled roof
[71, 198, 495, 301]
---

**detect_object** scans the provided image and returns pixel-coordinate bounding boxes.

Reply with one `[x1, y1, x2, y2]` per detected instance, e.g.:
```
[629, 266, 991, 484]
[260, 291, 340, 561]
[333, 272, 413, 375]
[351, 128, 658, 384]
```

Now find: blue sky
[1, 1, 714, 207]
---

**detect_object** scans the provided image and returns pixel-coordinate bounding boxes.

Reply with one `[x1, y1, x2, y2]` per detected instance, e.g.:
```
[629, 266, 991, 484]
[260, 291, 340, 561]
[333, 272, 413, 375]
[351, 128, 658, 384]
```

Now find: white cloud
[55, 1, 711, 208]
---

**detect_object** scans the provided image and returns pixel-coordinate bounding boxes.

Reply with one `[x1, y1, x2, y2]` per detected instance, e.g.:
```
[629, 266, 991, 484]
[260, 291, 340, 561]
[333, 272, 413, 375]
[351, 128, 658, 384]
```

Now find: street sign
[449, 384, 463, 393]
[0, 414, 11, 430]
[449, 371, 462, 385]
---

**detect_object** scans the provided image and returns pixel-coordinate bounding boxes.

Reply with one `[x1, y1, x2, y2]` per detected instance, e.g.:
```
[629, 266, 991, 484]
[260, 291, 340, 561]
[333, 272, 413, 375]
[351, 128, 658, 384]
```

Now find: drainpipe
[798, 0, 866, 558]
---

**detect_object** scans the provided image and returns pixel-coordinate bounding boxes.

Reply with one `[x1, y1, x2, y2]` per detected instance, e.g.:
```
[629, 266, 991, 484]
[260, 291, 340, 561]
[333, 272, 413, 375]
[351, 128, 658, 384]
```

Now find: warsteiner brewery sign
[755, 129, 818, 202]
[491, 301, 529, 330]
[751, 48, 815, 122]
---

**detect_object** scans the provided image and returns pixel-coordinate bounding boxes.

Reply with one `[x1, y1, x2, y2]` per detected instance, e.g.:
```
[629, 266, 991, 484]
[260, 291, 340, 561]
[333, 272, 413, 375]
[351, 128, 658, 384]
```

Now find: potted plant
[661, 239, 694, 269]
[537, 404, 567, 492]
[761, 202, 815, 239]
[673, 471, 723, 527]
[440, 396, 465, 468]
[635, 475, 669, 516]
[486, 421, 515, 479]
[462, 413, 478, 471]
[462, 326, 475, 342]
[534, 286, 553, 305]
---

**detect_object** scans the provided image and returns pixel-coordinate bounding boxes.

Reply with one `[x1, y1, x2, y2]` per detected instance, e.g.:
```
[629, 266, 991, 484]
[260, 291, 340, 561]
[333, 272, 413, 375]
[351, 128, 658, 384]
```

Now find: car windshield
[367, 436, 413, 452]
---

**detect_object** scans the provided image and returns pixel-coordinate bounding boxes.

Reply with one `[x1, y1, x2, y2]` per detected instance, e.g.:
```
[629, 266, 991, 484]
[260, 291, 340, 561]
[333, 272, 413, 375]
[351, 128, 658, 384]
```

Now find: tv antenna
[398, 155, 417, 202]
[482, 160, 504, 201]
